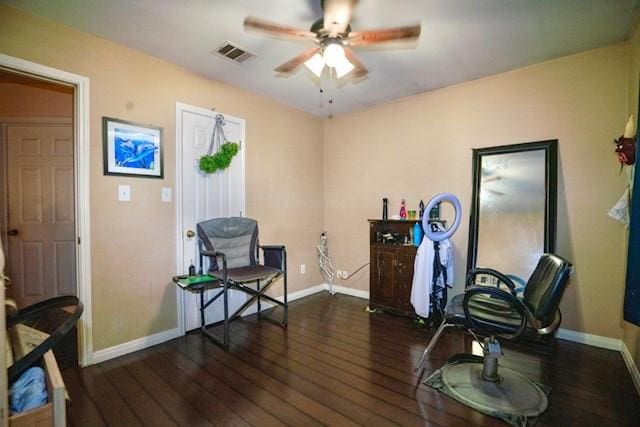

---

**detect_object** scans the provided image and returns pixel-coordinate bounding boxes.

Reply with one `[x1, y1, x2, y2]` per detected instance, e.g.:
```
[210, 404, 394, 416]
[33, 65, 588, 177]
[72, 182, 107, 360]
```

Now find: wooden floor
[63, 293, 640, 426]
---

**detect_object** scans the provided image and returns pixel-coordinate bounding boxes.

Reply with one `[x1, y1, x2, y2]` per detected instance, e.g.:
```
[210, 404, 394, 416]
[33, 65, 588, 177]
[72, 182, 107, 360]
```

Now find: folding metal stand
[173, 250, 287, 350]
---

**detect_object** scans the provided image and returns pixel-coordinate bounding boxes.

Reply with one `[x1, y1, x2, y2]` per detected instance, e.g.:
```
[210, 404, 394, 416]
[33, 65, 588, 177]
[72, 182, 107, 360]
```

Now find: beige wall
[0, 5, 324, 351]
[0, 80, 73, 118]
[623, 20, 640, 367]
[324, 44, 629, 338]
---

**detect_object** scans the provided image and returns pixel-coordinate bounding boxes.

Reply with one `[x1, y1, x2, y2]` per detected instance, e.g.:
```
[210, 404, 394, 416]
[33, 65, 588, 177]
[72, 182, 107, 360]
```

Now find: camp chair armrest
[260, 245, 287, 271]
[200, 249, 227, 259]
[466, 268, 517, 295]
[259, 245, 285, 251]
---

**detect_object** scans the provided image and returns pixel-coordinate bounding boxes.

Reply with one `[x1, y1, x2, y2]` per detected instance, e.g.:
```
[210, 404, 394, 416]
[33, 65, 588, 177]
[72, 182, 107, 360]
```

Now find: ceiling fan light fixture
[304, 53, 325, 77]
[334, 58, 354, 78]
[323, 42, 346, 68]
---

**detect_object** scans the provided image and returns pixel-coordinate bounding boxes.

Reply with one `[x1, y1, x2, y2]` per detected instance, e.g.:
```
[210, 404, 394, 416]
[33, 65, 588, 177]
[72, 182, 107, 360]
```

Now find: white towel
[608, 188, 630, 228]
[411, 225, 454, 318]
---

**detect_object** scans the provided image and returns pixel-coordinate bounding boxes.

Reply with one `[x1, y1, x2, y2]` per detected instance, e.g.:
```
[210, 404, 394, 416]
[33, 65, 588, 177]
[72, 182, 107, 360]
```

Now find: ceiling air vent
[214, 41, 256, 64]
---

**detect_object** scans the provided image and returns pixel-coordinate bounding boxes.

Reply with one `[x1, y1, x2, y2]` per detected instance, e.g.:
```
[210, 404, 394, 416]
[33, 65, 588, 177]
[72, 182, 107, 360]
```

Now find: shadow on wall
[555, 155, 581, 331]
[149, 280, 178, 337]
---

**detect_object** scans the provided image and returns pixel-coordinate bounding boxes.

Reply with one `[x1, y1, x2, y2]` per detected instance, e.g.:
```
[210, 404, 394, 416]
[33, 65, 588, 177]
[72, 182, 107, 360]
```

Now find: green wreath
[199, 142, 239, 174]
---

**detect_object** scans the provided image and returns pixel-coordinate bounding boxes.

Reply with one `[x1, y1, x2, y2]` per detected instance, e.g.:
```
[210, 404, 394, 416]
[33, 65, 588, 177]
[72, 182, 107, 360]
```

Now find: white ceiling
[3, 0, 638, 116]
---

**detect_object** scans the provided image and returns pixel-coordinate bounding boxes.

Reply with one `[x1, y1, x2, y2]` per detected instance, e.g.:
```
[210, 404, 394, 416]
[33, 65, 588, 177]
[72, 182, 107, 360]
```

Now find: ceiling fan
[243, 0, 421, 80]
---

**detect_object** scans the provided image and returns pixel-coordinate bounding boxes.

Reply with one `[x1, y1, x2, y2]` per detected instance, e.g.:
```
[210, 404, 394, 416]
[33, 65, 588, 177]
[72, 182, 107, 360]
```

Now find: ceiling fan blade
[244, 16, 317, 41]
[323, 0, 358, 37]
[346, 24, 421, 47]
[274, 47, 320, 75]
[344, 47, 368, 78]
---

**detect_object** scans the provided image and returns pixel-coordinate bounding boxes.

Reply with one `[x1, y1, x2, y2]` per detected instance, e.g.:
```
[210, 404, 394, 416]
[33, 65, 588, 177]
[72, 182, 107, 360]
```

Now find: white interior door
[179, 105, 245, 331]
[6, 124, 76, 308]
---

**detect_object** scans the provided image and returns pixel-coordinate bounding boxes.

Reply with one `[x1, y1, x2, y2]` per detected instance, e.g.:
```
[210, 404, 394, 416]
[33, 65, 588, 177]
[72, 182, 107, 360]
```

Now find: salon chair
[415, 253, 573, 418]
[197, 217, 287, 349]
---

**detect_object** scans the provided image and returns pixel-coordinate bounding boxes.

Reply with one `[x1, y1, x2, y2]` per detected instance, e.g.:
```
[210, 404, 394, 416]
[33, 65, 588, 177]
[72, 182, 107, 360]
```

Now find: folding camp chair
[197, 217, 287, 349]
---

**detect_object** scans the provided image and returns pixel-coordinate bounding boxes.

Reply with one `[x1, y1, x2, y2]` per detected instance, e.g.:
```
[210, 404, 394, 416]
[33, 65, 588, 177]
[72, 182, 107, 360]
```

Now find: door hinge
[77, 236, 81, 245]
[239, 140, 242, 150]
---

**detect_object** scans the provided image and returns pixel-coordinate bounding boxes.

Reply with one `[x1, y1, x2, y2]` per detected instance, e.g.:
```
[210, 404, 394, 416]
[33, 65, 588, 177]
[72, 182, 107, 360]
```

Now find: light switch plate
[161, 187, 172, 203]
[118, 185, 131, 202]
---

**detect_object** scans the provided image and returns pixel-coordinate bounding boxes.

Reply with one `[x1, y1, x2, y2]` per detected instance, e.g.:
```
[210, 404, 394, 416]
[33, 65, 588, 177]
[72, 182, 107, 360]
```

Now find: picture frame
[102, 117, 164, 178]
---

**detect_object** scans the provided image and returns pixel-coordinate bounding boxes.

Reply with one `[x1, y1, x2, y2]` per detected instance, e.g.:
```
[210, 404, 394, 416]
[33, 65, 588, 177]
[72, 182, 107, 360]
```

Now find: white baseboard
[283, 283, 328, 302]
[622, 342, 640, 396]
[91, 327, 182, 365]
[556, 328, 622, 351]
[242, 283, 328, 316]
[327, 283, 370, 299]
[240, 282, 371, 316]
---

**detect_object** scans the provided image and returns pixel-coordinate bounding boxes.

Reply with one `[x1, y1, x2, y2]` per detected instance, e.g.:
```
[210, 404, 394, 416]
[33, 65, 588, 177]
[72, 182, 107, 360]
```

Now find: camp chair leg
[256, 279, 261, 319]
[223, 279, 229, 349]
[199, 288, 205, 329]
[283, 266, 288, 326]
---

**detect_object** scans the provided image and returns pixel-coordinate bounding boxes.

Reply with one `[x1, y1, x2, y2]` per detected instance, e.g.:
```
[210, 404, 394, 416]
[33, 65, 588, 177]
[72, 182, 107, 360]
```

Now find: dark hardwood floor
[63, 293, 640, 426]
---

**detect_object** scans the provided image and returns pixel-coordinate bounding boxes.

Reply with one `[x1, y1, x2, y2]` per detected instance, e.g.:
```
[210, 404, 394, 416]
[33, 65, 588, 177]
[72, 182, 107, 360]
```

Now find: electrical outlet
[300, 264, 306, 274]
[343, 270, 349, 279]
[118, 185, 131, 202]
[161, 187, 172, 203]
[337, 269, 343, 279]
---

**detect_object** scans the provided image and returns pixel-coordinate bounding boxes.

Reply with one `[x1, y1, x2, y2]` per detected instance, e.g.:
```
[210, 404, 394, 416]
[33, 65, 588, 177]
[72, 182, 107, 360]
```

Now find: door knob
[7, 229, 18, 236]
[185, 230, 195, 238]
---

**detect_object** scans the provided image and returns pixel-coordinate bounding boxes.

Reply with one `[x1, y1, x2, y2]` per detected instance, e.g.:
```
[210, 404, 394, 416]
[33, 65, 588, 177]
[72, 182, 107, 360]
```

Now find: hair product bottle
[399, 199, 407, 220]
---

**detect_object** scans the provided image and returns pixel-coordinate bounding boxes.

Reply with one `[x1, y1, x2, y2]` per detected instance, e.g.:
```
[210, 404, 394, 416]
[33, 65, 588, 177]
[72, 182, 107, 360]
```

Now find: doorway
[0, 54, 93, 366]
[175, 102, 246, 333]
[0, 71, 76, 309]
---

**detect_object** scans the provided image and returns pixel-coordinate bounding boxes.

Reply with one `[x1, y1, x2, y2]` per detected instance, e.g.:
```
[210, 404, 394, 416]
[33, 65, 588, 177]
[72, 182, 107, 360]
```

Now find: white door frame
[0, 53, 93, 366]
[175, 102, 246, 335]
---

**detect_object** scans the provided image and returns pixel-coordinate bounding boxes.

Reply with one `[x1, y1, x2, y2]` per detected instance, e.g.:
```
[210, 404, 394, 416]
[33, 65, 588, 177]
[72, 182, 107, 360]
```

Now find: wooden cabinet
[369, 220, 417, 316]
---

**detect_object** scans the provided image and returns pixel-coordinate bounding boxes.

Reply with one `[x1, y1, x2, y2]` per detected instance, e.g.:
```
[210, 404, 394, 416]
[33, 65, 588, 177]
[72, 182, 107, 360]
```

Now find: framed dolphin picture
[103, 117, 163, 178]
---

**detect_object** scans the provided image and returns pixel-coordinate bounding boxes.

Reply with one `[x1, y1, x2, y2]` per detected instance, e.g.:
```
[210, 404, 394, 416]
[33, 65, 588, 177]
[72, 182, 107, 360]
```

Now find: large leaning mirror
[467, 140, 557, 283]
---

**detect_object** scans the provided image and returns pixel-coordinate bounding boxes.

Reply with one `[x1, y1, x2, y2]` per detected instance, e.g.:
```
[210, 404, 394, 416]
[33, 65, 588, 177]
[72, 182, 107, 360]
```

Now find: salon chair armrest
[463, 285, 528, 340]
[466, 268, 517, 295]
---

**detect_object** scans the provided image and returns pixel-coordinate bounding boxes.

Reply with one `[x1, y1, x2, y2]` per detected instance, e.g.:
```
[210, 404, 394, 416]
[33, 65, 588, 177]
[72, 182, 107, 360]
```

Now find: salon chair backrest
[522, 253, 573, 328]
[197, 217, 259, 271]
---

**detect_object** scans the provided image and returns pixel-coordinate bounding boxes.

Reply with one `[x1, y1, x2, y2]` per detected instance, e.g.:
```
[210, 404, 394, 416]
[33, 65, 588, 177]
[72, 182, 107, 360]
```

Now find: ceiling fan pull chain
[207, 113, 228, 155]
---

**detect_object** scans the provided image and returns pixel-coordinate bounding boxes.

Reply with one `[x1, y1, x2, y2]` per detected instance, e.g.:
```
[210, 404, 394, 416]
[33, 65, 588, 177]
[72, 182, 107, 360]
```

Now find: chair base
[197, 276, 287, 350]
[440, 362, 548, 418]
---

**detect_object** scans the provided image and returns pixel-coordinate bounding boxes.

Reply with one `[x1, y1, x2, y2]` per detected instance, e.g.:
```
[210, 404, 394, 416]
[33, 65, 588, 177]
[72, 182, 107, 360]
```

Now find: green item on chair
[173, 274, 219, 287]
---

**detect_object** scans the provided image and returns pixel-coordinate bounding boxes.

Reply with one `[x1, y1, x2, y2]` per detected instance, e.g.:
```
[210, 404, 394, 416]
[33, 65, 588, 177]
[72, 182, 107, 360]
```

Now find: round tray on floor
[440, 362, 548, 417]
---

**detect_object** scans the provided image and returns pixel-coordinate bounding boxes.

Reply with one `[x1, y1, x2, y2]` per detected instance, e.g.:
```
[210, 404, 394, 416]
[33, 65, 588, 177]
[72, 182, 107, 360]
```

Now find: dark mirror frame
[466, 139, 558, 273]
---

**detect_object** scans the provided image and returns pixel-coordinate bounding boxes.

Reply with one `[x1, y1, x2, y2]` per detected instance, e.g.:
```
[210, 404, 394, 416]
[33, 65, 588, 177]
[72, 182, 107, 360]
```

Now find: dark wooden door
[371, 246, 396, 309]
[396, 250, 416, 313]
